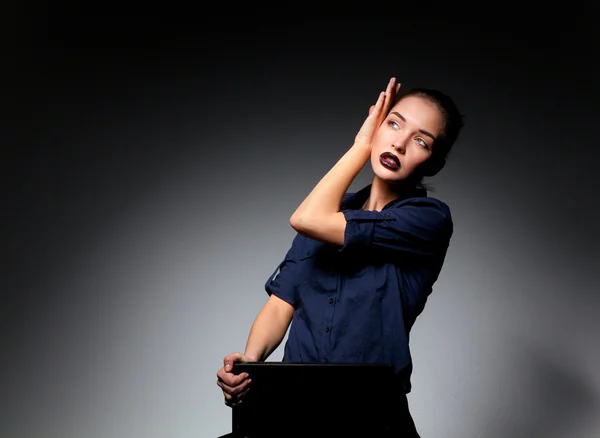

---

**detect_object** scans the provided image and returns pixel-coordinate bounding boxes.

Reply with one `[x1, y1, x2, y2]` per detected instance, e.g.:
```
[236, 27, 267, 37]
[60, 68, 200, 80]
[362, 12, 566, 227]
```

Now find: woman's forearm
[290, 142, 370, 226]
[243, 294, 294, 362]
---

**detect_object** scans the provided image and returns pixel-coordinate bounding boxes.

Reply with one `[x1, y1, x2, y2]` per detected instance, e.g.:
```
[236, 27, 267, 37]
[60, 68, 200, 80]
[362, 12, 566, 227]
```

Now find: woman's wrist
[344, 141, 372, 166]
[243, 352, 259, 362]
[351, 139, 372, 152]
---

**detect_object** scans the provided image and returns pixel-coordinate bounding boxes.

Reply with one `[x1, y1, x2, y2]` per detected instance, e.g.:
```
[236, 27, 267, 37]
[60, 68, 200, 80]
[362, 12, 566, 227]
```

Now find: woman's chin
[373, 167, 407, 184]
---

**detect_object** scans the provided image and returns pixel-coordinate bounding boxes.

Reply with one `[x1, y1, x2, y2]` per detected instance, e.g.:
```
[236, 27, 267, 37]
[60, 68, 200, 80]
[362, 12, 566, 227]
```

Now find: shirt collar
[341, 184, 427, 211]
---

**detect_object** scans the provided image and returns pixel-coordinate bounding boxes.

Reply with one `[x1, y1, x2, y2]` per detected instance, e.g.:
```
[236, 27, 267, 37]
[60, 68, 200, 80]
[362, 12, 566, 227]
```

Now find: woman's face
[370, 95, 444, 183]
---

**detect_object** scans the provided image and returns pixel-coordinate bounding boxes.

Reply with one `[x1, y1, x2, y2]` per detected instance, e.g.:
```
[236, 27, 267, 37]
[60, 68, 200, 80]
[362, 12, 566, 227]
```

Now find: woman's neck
[361, 176, 418, 211]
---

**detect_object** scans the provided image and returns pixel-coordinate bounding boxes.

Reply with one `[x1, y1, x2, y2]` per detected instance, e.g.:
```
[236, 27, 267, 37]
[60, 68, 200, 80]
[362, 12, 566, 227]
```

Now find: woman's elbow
[289, 212, 305, 233]
[290, 212, 345, 246]
[290, 211, 318, 235]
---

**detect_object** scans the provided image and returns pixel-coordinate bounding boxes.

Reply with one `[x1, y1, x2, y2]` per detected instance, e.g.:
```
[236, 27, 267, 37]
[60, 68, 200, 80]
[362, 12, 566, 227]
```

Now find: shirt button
[323, 357, 329, 363]
[325, 326, 330, 333]
[328, 298, 334, 305]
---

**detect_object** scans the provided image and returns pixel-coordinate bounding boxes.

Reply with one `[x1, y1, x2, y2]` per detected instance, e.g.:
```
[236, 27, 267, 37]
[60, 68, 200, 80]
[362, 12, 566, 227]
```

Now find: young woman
[216, 77, 464, 436]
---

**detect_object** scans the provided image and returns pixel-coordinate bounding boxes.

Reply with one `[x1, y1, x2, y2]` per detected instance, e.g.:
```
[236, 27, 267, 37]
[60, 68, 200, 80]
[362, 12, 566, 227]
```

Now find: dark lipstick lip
[380, 152, 400, 167]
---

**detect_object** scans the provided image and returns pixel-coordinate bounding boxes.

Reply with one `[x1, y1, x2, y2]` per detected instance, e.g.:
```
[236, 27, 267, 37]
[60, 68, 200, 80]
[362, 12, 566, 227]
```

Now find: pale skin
[216, 77, 446, 407]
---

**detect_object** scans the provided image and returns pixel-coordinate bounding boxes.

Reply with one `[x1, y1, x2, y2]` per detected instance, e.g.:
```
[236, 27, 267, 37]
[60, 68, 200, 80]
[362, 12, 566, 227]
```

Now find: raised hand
[354, 77, 401, 147]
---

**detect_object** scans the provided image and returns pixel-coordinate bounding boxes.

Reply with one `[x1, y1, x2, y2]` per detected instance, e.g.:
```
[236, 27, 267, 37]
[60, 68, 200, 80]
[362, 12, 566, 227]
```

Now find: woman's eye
[388, 121, 400, 130]
[416, 138, 429, 149]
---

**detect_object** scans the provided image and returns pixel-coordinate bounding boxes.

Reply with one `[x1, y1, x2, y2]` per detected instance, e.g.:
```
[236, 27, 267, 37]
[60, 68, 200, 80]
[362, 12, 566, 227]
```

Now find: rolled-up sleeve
[341, 198, 453, 256]
[264, 235, 300, 307]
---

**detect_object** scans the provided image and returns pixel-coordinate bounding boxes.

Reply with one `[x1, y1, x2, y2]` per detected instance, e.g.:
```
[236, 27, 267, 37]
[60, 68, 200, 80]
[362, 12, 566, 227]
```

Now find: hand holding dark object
[216, 352, 253, 407]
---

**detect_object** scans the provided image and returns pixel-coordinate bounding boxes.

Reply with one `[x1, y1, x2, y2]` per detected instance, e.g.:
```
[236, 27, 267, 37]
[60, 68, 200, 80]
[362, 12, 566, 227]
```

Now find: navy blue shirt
[264, 184, 453, 393]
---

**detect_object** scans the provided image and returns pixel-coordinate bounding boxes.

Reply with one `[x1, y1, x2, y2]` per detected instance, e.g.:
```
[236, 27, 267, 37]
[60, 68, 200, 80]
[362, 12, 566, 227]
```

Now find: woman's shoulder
[389, 195, 453, 227]
[396, 194, 450, 210]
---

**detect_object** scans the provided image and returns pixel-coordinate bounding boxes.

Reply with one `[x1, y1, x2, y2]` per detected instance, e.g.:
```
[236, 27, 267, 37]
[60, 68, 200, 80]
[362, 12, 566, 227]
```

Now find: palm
[354, 78, 400, 147]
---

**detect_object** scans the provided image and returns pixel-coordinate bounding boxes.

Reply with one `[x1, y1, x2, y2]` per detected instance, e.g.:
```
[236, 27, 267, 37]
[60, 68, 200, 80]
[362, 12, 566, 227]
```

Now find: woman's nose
[392, 141, 405, 154]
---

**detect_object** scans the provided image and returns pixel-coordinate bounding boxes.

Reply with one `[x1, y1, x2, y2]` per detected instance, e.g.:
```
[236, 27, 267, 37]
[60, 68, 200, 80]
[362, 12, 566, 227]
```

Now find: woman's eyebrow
[390, 111, 436, 141]
[390, 111, 406, 122]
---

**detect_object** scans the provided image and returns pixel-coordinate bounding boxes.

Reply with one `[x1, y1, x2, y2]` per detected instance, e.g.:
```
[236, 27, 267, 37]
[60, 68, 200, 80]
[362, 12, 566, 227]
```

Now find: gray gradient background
[3, 9, 600, 438]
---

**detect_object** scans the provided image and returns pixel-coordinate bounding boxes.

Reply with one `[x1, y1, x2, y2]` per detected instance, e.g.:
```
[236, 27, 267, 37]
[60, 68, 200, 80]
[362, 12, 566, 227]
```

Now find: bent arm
[243, 294, 294, 362]
[289, 143, 368, 247]
[290, 80, 397, 247]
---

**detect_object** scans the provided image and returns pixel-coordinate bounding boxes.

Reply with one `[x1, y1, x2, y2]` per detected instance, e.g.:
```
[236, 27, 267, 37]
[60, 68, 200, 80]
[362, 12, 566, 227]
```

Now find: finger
[217, 379, 238, 395]
[223, 392, 235, 406]
[385, 77, 397, 108]
[224, 352, 253, 373]
[236, 385, 251, 400]
[220, 382, 252, 407]
[223, 353, 243, 372]
[384, 77, 395, 101]
[217, 376, 252, 395]
[217, 369, 249, 386]
[362, 93, 384, 123]
[218, 380, 241, 402]
[226, 383, 252, 407]
[366, 92, 385, 125]
[375, 91, 385, 111]
[217, 377, 247, 396]
[387, 77, 396, 95]
[223, 382, 251, 400]
[218, 365, 249, 380]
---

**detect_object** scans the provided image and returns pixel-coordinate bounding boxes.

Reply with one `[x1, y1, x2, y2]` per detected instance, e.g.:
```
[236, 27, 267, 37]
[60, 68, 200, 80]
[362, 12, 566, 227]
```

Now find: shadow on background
[478, 336, 597, 437]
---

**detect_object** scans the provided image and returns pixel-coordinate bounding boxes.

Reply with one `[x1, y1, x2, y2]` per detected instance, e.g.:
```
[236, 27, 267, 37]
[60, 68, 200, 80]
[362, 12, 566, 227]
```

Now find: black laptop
[228, 362, 395, 438]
